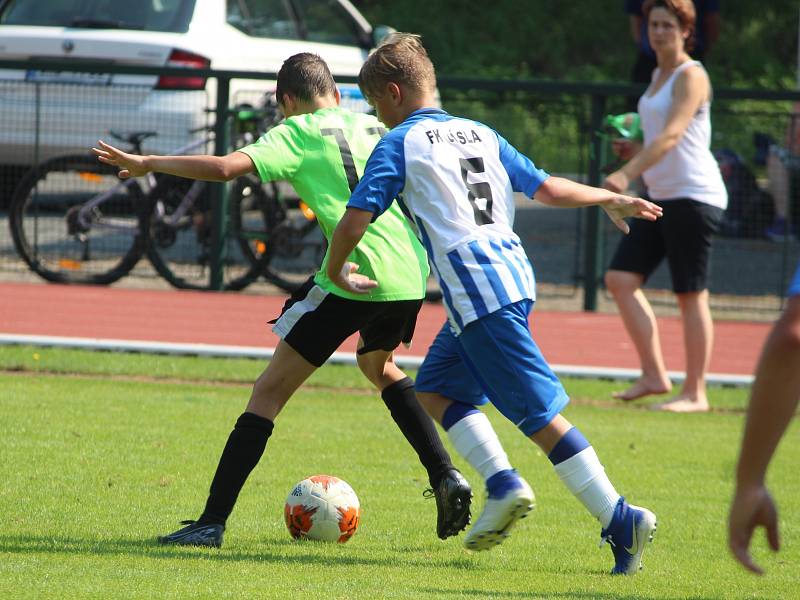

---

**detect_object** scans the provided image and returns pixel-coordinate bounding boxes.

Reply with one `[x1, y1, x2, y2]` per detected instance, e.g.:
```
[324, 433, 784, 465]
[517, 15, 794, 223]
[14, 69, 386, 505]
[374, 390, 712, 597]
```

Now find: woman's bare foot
[613, 376, 672, 402]
[651, 394, 710, 413]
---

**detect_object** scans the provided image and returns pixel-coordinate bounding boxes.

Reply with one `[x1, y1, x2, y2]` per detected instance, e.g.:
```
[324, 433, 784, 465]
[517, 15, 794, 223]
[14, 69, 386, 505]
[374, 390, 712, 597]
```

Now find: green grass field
[1, 346, 797, 599]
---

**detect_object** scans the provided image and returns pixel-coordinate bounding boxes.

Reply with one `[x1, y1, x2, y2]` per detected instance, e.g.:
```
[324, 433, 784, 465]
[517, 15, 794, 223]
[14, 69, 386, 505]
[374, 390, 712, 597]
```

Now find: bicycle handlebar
[110, 95, 282, 153]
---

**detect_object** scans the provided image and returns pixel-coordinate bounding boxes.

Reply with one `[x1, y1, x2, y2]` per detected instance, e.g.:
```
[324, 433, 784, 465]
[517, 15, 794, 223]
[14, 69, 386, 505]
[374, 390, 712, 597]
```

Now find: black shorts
[270, 277, 423, 367]
[608, 198, 724, 293]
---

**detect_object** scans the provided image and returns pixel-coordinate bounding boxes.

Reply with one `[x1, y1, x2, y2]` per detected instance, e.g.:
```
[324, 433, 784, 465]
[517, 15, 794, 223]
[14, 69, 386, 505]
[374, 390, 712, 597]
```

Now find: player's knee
[779, 297, 800, 347]
[603, 271, 638, 296]
[360, 369, 383, 389]
[416, 391, 449, 424]
[249, 372, 290, 417]
[356, 354, 384, 388]
[773, 315, 800, 354]
[416, 391, 435, 411]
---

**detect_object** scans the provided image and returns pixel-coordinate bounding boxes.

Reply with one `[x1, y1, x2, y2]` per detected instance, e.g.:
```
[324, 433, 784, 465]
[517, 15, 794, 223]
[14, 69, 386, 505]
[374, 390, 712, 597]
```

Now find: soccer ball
[284, 475, 360, 543]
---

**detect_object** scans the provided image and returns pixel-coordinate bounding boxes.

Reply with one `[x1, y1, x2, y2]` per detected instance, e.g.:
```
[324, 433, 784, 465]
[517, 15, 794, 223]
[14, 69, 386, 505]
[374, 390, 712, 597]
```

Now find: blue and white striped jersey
[348, 108, 549, 334]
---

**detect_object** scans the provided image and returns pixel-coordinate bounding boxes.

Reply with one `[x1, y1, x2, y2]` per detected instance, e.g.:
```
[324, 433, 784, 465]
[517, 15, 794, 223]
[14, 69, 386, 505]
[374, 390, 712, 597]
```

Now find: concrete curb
[0, 333, 754, 387]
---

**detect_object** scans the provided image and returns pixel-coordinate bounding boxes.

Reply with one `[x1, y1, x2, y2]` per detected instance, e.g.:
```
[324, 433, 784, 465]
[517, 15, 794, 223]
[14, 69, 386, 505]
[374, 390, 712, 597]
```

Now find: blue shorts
[415, 299, 569, 436]
[789, 262, 800, 297]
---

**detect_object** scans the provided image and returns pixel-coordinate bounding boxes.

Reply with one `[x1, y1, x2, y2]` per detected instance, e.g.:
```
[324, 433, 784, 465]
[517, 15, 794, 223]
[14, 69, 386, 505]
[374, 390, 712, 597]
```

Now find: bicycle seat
[109, 130, 159, 148]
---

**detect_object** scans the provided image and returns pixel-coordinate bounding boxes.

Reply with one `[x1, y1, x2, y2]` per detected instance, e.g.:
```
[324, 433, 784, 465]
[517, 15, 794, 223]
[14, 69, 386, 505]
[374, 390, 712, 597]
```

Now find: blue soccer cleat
[600, 497, 657, 575]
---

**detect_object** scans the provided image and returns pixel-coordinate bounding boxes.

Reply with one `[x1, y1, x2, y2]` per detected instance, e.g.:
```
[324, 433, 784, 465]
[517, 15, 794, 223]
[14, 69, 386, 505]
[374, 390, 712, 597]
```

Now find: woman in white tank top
[603, 0, 727, 413]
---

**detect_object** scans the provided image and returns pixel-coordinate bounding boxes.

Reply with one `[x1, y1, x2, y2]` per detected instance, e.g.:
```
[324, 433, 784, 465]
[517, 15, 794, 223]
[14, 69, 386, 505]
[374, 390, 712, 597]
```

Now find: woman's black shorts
[608, 198, 724, 293]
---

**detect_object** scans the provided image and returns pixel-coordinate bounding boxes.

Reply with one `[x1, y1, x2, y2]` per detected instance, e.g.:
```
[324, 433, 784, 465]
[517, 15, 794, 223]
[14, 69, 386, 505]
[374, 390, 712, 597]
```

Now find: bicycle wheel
[145, 174, 275, 291]
[9, 154, 147, 284]
[259, 211, 442, 299]
[260, 209, 442, 298]
[228, 176, 283, 290]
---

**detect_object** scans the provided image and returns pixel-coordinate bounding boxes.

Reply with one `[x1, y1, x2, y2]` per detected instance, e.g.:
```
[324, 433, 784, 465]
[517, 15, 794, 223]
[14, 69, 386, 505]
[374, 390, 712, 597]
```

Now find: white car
[0, 0, 385, 197]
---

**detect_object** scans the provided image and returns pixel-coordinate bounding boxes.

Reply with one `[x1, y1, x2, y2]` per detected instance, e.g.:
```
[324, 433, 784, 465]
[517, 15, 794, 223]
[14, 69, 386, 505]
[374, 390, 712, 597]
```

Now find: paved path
[0, 282, 770, 377]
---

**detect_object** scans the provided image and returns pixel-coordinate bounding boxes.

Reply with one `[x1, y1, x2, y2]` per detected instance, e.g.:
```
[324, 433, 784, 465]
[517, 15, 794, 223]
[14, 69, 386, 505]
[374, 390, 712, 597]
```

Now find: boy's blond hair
[358, 33, 437, 100]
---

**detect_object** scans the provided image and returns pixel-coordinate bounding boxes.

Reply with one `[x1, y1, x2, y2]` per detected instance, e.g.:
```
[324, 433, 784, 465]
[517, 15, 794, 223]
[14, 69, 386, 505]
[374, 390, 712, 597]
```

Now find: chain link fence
[0, 74, 210, 285]
[1, 61, 799, 318]
[438, 83, 800, 317]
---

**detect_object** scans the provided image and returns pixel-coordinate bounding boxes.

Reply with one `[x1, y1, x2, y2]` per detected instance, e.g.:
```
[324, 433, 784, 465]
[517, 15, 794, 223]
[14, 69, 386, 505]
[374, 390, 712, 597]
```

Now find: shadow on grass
[418, 589, 721, 600]
[0, 534, 475, 569]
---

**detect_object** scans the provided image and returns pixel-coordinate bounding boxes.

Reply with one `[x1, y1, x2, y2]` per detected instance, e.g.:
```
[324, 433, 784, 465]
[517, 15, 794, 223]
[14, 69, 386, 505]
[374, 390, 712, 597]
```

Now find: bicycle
[8, 99, 439, 299]
[8, 106, 284, 290]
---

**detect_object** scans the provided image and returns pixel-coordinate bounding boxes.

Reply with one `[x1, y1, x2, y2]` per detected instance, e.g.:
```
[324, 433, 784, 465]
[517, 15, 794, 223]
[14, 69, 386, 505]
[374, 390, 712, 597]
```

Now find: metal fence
[1, 59, 799, 317]
[437, 79, 800, 316]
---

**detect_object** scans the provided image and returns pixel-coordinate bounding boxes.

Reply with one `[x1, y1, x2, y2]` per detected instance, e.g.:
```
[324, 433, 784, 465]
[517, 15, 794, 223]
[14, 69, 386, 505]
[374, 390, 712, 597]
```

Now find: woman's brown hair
[643, 0, 696, 52]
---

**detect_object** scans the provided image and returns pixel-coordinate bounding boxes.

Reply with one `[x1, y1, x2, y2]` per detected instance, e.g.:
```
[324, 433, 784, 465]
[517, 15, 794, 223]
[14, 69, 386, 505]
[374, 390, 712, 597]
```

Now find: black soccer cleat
[425, 469, 473, 540]
[158, 520, 224, 548]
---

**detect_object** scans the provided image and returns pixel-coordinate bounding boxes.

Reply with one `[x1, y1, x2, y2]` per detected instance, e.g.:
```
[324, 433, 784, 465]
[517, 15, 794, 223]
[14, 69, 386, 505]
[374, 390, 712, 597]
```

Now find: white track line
[0, 333, 753, 386]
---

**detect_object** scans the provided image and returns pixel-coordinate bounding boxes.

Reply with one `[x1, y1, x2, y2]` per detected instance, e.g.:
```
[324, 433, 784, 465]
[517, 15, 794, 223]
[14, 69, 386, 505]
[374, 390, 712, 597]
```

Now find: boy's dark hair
[358, 33, 436, 101]
[276, 53, 337, 103]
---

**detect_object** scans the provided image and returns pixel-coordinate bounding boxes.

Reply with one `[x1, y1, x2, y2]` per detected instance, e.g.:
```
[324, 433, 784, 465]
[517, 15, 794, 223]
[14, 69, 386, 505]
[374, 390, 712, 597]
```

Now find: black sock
[382, 377, 453, 488]
[198, 412, 274, 526]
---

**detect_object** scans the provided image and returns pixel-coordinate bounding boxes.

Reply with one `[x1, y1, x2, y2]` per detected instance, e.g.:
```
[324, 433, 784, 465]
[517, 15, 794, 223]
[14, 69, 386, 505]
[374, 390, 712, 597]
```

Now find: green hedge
[355, 0, 798, 88]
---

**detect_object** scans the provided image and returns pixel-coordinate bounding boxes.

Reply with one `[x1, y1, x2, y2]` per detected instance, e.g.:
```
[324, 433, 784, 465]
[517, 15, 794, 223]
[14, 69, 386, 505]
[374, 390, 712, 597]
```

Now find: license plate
[25, 69, 112, 85]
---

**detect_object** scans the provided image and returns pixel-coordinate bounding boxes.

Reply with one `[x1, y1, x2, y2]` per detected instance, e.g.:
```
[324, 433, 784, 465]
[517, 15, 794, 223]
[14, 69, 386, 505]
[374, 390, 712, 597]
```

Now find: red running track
[0, 282, 770, 375]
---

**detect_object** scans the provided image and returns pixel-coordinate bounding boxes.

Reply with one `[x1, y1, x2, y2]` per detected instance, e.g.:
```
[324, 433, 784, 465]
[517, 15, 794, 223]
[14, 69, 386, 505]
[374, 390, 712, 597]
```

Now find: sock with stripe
[443, 402, 520, 498]
[549, 427, 621, 528]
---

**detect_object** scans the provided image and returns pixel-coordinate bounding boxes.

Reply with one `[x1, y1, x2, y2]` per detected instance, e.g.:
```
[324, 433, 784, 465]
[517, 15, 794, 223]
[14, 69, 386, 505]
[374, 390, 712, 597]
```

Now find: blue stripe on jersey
[438, 277, 462, 332]
[469, 240, 511, 307]
[418, 219, 464, 331]
[448, 249, 489, 318]
[490, 240, 527, 298]
[500, 239, 535, 294]
[501, 240, 532, 297]
[350, 106, 541, 332]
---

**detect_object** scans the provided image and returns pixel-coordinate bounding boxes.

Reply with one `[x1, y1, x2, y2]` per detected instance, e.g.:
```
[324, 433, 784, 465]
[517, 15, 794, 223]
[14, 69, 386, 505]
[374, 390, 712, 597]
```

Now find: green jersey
[239, 106, 429, 301]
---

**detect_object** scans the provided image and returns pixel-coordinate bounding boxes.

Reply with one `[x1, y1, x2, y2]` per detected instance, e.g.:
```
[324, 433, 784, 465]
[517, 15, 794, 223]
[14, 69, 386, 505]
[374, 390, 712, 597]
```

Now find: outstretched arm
[729, 296, 800, 574]
[534, 176, 662, 234]
[326, 207, 378, 294]
[93, 140, 255, 182]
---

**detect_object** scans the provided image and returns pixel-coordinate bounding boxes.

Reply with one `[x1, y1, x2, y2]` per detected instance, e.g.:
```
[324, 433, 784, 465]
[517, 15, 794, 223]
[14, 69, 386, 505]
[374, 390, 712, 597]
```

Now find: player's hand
[92, 140, 149, 179]
[728, 484, 780, 575]
[601, 195, 662, 234]
[332, 262, 378, 295]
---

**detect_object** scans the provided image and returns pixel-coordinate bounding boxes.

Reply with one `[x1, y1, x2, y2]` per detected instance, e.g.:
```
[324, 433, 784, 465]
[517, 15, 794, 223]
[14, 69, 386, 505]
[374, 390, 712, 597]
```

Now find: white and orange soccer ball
[284, 475, 360, 543]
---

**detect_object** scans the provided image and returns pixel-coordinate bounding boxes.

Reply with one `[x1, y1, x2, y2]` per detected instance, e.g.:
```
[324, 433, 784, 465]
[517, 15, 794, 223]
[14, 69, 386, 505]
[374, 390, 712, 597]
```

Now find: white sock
[447, 412, 513, 481]
[553, 446, 620, 528]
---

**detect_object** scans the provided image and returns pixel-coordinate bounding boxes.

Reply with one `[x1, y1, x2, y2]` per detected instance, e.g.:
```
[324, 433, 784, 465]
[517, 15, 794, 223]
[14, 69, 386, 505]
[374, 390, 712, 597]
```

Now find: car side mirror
[371, 25, 396, 47]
